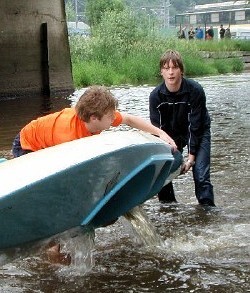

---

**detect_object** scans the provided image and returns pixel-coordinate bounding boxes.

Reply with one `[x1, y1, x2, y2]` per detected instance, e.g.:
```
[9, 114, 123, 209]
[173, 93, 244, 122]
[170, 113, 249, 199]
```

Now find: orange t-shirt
[20, 108, 123, 151]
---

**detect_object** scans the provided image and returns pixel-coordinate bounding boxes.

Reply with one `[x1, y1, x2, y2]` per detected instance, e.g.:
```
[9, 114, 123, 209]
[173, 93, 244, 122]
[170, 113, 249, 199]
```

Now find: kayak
[0, 130, 183, 249]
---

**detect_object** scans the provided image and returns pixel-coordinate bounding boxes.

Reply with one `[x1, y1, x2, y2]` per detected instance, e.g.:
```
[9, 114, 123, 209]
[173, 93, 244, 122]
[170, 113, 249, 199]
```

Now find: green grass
[72, 59, 124, 87]
[69, 36, 248, 88]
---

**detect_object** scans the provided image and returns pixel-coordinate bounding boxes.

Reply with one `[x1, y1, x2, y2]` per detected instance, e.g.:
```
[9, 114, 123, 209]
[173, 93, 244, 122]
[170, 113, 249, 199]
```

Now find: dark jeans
[12, 133, 32, 157]
[158, 129, 214, 205]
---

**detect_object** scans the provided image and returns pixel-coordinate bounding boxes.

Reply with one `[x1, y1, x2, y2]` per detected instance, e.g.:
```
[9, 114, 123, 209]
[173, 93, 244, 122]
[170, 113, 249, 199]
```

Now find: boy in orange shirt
[12, 85, 177, 157]
[12, 85, 177, 265]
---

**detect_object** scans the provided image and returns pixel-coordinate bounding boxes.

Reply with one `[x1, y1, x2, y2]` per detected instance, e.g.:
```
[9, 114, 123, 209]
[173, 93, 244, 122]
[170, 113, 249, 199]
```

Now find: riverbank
[199, 50, 250, 71]
[69, 35, 250, 87]
[242, 51, 250, 70]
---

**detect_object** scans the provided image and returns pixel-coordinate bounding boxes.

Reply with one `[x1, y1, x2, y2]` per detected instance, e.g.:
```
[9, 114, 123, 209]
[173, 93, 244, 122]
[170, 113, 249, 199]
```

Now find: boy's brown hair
[75, 85, 118, 122]
[160, 50, 184, 74]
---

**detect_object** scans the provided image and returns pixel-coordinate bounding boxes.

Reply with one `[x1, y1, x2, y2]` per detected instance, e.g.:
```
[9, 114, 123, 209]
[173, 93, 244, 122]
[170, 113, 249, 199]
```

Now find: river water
[0, 73, 249, 292]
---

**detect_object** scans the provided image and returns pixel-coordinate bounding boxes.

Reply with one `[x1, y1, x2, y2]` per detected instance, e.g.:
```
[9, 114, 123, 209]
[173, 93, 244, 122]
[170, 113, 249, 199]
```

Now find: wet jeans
[158, 128, 215, 205]
[12, 133, 32, 157]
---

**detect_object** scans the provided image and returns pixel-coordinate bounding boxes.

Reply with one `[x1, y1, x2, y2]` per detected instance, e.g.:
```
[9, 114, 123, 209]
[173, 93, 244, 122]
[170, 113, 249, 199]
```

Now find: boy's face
[161, 60, 182, 89]
[90, 110, 116, 132]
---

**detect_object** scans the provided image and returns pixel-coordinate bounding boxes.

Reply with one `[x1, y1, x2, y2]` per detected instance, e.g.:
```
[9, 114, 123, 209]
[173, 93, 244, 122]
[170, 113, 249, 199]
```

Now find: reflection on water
[0, 95, 71, 151]
[0, 73, 250, 292]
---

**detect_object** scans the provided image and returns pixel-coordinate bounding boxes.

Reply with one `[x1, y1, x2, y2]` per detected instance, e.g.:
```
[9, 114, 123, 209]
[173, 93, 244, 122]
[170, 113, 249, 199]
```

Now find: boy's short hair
[160, 50, 184, 74]
[75, 85, 118, 122]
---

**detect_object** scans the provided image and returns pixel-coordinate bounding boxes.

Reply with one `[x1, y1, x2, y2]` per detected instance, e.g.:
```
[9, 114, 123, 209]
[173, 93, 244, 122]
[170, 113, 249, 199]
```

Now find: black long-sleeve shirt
[149, 78, 211, 155]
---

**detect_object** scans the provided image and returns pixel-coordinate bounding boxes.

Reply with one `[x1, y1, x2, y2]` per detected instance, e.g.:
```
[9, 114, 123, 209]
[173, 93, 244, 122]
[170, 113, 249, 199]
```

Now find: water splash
[122, 205, 165, 248]
[54, 227, 96, 276]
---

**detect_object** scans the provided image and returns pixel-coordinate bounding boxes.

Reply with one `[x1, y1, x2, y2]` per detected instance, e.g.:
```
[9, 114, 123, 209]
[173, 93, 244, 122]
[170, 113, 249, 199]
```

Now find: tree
[86, 0, 125, 26]
[90, 8, 148, 63]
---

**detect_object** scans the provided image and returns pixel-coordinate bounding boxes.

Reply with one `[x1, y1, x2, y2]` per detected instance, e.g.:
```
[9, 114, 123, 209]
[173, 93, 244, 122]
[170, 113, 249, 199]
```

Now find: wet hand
[180, 159, 195, 174]
[46, 243, 71, 266]
[159, 132, 178, 152]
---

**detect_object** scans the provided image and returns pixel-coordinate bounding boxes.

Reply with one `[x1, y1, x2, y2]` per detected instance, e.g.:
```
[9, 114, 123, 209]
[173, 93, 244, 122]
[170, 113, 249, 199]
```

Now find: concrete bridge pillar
[0, 0, 74, 99]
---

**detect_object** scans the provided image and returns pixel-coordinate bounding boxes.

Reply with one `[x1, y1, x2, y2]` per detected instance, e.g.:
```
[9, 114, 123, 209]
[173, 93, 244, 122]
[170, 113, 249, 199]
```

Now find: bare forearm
[121, 113, 177, 151]
[124, 114, 160, 134]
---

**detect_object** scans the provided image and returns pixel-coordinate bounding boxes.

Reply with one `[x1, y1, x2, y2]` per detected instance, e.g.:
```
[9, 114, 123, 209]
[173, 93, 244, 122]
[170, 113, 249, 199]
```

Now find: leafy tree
[90, 9, 147, 62]
[86, 0, 125, 26]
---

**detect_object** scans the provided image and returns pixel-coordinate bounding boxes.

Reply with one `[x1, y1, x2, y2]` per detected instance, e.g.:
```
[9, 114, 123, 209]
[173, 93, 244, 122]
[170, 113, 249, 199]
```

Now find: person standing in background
[178, 26, 186, 39]
[225, 27, 231, 39]
[206, 26, 214, 40]
[219, 24, 226, 39]
[195, 26, 204, 40]
[188, 26, 195, 40]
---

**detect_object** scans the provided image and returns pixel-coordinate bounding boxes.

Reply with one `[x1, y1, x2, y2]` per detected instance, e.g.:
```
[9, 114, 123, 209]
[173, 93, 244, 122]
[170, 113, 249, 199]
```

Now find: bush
[69, 11, 247, 87]
[210, 57, 244, 74]
[72, 59, 123, 87]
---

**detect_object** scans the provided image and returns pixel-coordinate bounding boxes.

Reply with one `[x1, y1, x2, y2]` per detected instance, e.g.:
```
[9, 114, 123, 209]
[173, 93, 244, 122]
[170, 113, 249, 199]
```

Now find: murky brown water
[0, 73, 249, 292]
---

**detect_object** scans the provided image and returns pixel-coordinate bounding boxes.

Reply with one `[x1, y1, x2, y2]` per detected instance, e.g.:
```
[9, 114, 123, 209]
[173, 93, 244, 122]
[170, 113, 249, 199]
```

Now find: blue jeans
[158, 128, 214, 205]
[12, 133, 32, 157]
[192, 129, 214, 204]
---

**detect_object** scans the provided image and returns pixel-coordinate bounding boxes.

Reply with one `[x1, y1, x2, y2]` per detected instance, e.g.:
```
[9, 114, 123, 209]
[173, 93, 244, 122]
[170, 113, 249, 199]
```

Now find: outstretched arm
[121, 113, 177, 151]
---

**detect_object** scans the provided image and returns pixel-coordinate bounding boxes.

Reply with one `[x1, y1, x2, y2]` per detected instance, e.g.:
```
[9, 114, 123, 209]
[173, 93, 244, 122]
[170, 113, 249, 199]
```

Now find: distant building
[175, 1, 250, 27]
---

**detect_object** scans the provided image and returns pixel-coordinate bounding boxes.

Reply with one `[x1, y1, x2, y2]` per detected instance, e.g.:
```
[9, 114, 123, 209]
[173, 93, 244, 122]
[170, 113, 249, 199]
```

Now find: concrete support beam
[0, 0, 74, 99]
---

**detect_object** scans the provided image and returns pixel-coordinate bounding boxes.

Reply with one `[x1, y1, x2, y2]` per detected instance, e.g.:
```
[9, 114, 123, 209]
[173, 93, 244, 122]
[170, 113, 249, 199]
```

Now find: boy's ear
[89, 114, 98, 121]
